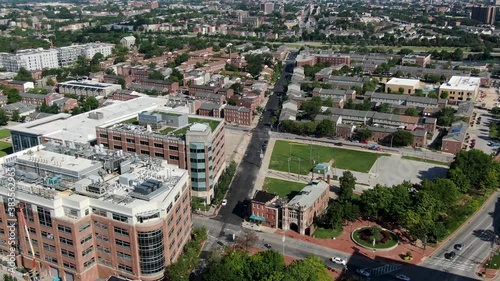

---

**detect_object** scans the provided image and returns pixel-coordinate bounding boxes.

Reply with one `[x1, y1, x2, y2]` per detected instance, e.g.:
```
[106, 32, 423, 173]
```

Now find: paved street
[215, 52, 296, 227]
[406, 192, 500, 281]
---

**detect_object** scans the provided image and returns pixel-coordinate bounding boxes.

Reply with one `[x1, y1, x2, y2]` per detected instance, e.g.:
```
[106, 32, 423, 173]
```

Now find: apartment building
[0, 49, 59, 72]
[401, 54, 431, 68]
[471, 6, 496, 25]
[0, 143, 191, 281]
[95, 112, 225, 203]
[295, 51, 350, 67]
[222, 105, 252, 126]
[58, 80, 122, 97]
[260, 2, 274, 14]
[367, 92, 448, 109]
[367, 126, 428, 147]
[57, 43, 114, 67]
[439, 76, 480, 102]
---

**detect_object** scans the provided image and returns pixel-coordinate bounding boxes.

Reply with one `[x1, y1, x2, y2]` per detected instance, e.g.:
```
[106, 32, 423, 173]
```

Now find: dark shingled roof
[252, 190, 277, 203]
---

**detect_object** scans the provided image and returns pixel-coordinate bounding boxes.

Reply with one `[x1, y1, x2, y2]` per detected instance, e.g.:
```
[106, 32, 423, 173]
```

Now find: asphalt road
[215, 52, 296, 228]
[406, 192, 500, 281]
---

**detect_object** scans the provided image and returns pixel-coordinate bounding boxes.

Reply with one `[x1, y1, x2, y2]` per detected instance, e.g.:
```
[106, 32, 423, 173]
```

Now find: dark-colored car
[445, 251, 456, 260]
[264, 243, 272, 249]
[454, 243, 464, 251]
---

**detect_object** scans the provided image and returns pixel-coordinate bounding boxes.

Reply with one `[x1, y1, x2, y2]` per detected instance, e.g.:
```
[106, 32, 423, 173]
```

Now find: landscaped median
[351, 226, 399, 251]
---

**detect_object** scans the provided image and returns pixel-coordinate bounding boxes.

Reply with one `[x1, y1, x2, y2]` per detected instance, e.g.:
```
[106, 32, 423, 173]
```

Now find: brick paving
[274, 219, 431, 266]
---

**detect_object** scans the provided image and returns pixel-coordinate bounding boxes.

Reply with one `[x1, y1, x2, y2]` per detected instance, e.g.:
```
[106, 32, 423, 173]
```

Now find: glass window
[137, 229, 165, 275]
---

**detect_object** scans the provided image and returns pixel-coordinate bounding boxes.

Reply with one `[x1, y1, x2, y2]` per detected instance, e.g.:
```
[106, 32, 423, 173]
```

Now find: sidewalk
[245, 219, 430, 266]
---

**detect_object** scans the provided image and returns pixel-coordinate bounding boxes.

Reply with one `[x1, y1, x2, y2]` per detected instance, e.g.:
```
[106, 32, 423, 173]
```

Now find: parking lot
[466, 109, 498, 156]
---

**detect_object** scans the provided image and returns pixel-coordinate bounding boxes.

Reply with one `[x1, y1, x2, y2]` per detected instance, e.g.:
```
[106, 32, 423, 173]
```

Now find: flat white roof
[440, 76, 481, 92]
[386, 78, 421, 87]
[10, 97, 162, 143]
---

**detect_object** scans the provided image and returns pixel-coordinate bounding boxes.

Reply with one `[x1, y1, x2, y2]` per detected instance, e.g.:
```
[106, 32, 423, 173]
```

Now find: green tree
[148, 70, 165, 80]
[315, 119, 335, 138]
[491, 107, 500, 115]
[360, 185, 393, 219]
[117, 77, 126, 89]
[174, 53, 189, 66]
[376, 103, 391, 113]
[0, 109, 8, 125]
[82, 96, 99, 111]
[250, 250, 285, 280]
[398, 87, 405, 94]
[420, 179, 460, 211]
[11, 109, 20, 122]
[440, 91, 449, 99]
[436, 107, 456, 126]
[338, 171, 356, 202]
[414, 89, 424, 97]
[46, 77, 55, 86]
[230, 82, 243, 94]
[448, 167, 471, 193]
[356, 128, 373, 141]
[301, 97, 323, 119]
[388, 182, 412, 225]
[326, 202, 343, 228]
[391, 130, 414, 147]
[14, 67, 33, 82]
[283, 256, 331, 281]
[404, 108, 419, 116]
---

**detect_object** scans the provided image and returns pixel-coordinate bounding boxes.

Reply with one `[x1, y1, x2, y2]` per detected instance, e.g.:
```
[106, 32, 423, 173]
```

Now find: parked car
[356, 268, 371, 277]
[445, 251, 456, 260]
[331, 257, 347, 265]
[264, 243, 272, 249]
[221, 199, 227, 206]
[396, 274, 411, 281]
[488, 142, 500, 147]
[361, 140, 368, 144]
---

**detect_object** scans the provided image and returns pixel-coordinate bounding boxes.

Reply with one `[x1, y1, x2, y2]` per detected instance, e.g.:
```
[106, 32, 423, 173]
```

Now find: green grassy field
[0, 141, 12, 157]
[313, 226, 343, 239]
[0, 129, 10, 139]
[269, 140, 386, 175]
[486, 250, 500, 269]
[352, 228, 399, 249]
[263, 177, 305, 199]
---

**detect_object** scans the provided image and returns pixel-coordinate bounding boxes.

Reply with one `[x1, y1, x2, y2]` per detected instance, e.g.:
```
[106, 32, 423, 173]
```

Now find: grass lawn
[263, 177, 305, 199]
[402, 156, 450, 166]
[0, 141, 12, 157]
[486, 250, 500, 269]
[0, 129, 10, 139]
[352, 228, 399, 249]
[313, 226, 343, 239]
[159, 127, 176, 135]
[269, 140, 386, 175]
[173, 126, 189, 136]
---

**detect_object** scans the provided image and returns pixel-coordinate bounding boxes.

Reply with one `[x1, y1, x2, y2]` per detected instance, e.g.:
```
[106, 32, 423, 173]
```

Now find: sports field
[269, 140, 386, 175]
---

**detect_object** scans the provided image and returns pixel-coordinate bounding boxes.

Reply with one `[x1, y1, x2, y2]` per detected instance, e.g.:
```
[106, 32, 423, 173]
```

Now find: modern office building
[439, 76, 481, 102]
[57, 43, 114, 67]
[0, 49, 59, 72]
[471, 6, 496, 25]
[0, 143, 191, 281]
[95, 112, 226, 203]
[58, 80, 122, 97]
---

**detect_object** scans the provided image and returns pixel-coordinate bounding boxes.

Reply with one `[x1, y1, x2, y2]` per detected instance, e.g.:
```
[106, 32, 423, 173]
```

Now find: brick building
[137, 79, 179, 94]
[249, 191, 280, 228]
[223, 105, 252, 126]
[188, 85, 220, 96]
[441, 121, 468, 154]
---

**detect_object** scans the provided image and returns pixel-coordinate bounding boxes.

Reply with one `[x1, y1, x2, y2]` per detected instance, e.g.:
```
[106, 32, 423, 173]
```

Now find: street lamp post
[298, 158, 302, 181]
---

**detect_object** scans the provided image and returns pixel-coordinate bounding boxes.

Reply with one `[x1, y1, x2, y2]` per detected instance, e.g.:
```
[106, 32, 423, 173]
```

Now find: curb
[428, 191, 499, 257]
[350, 227, 399, 252]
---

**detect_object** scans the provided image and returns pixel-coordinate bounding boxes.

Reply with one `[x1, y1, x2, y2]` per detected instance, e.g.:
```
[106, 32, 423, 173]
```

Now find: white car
[221, 199, 227, 206]
[357, 268, 371, 277]
[331, 257, 346, 265]
[396, 274, 411, 281]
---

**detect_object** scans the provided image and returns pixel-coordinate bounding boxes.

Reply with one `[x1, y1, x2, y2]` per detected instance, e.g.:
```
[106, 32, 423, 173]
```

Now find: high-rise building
[260, 2, 274, 15]
[96, 112, 226, 203]
[57, 43, 114, 67]
[0, 143, 191, 281]
[471, 6, 496, 25]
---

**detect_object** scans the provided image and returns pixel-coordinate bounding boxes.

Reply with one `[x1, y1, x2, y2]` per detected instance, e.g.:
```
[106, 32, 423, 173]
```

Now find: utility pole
[289, 143, 292, 156]
[288, 157, 291, 179]
[298, 158, 302, 181]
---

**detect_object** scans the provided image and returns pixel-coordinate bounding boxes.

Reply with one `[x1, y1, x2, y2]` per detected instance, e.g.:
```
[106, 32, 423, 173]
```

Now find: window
[61, 249, 75, 258]
[127, 147, 136, 152]
[140, 140, 149, 146]
[114, 145, 122, 150]
[63, 262, 76, 270]
[96, 233, 108, 242]
[98, 256, 112, 267]
[169, 155, 179, 161]
[169, 145, 178, 151]
[112, 136, 122, 141]
[41, 231, 54, 240]
[94, 221, 107, 230]
[168, 228, 174, 238]
[140, 149, 150, 155]
[24, 204, 34, 222]
[92, 208, 107, 217]
[84, 257, 95, 269]
[58, 225, 72, 234]
[190, 148, 205, 153]
[29, 227, 36, 234]
[166, 203, 173, 214]
[80, 234, 92, 245]
[191, 168, 206, 173]
[118, 264, 133, 274]
[97, 245, 110, 254]
[60, 237, 73, 246]
[99, 134, 108, 138]
[154, 143, 163, 148]
[45, 255, 57, 264]
[79, 222, 91, 232]
[82, 246, 93, 257]
[154, 152, 164, 158]
[175, 192, 180, 202]
[112, 213, 129, 223]
[126, 138, 135, 143]
[117, 251, 132, 261]
[37, 207, 52, 227]
[114, 227, 129, 236]
[115, 239, 130, 249]
[43, 243, 56, 252]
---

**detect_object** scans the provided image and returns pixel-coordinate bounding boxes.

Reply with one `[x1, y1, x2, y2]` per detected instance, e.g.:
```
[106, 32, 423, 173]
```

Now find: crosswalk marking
[424, 257, 475, 271]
